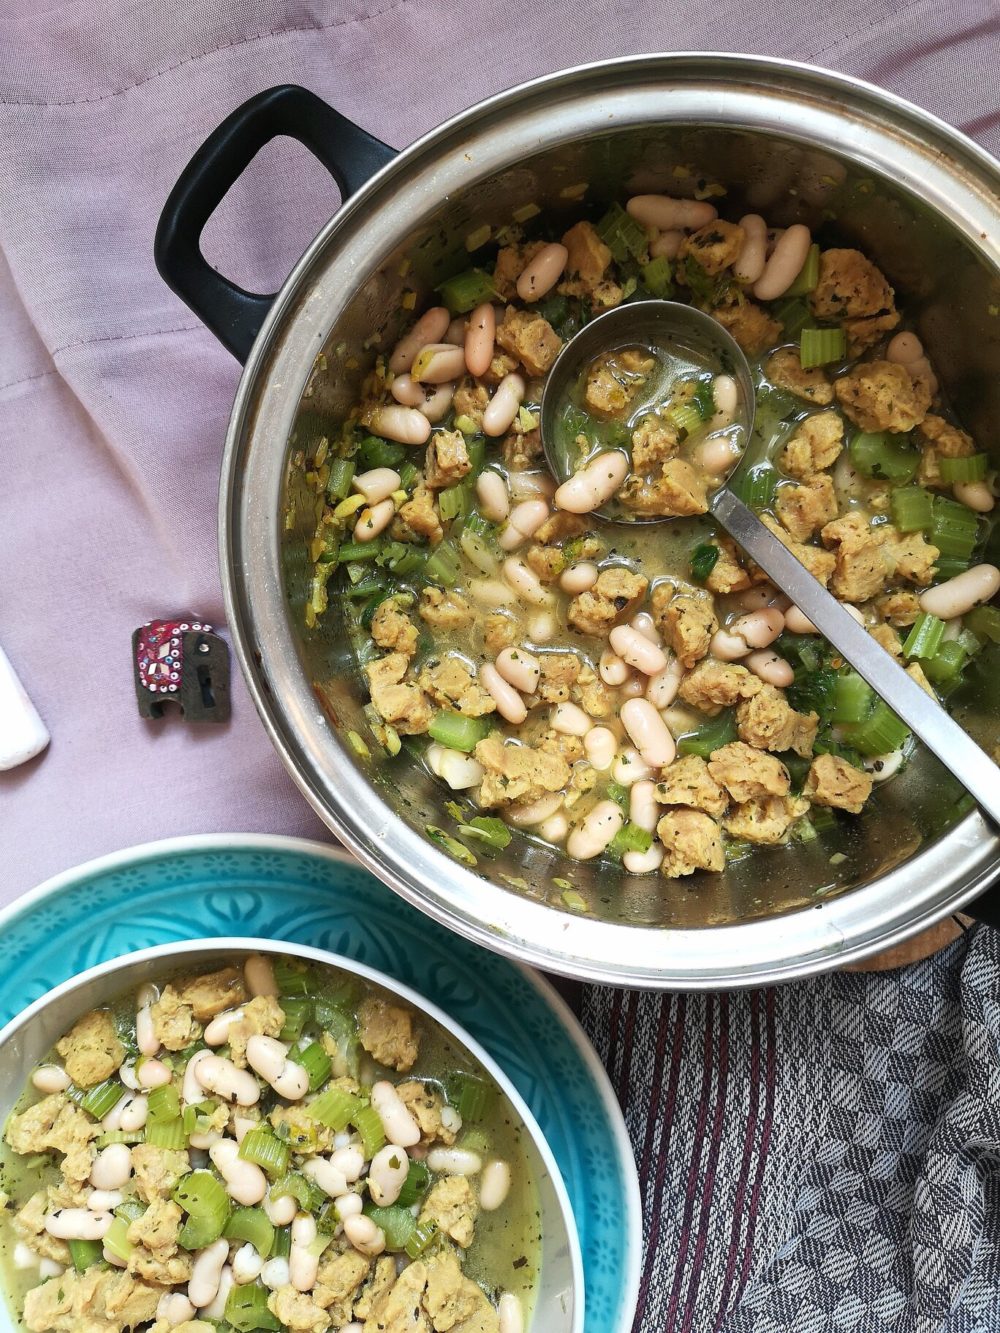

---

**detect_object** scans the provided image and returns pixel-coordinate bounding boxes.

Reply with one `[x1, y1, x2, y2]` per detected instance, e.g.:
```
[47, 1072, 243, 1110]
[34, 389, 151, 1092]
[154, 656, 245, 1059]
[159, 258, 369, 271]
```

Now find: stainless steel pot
[155, 55, 1000, 988]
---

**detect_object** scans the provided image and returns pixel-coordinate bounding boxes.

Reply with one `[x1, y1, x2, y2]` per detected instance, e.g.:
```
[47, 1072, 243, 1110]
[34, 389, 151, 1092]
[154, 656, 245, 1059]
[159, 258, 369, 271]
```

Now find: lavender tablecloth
[2, 4, 1000, 1330]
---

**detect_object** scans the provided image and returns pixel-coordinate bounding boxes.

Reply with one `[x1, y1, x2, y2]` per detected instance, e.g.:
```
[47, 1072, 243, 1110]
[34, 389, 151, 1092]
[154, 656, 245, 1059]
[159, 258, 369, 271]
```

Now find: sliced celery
[396, 1159, 431, 1208]
[849, 432, 919, 483]
[404, 1218, 440, 1260]
[596, 203, 648, 263]
[784, 243, 821, 296]
[607, 821, 654, 859]
[640, 256, 674, 298]
[68, 1238, 103, 1272]
[174, 1170, 231, 1250]
[902, 613, 946, 662]
[428, 711, 490, 753]
[799, 326, 846, 368]
[224, 1280, 282, 1332]
[351, 1104, 386, 1158]
[80, 1079, 124, 1121]
[424, 539, 462, 587]
[306, 1086, 362, 1132]
[364, 1204, 417, 1251]
[296, 1040, 332, 1092]
[940, 453, 988, 484]
[828, 672, 873, 725]
[239, 1126, 290, 1178]
[923, 640, 968, 684]
[677, 711, 738, 759]
[325, 458, 355, 500]
[223, 1206, 275, 1259]
[965, 605, 1000, 643]
[890, 486, 933, 532]
[438, 268, 496, 314]
[456, 816, 512, 850]
[930, 495, 979, 559]
[846, 702, 910, 756]
[733, 464, 777, 509]
[445, 1072, 491, 1122]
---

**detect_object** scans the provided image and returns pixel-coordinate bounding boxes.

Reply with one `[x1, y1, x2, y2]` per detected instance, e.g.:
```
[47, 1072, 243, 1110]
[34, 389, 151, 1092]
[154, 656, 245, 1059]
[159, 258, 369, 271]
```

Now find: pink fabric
[1, 1, 998, 902]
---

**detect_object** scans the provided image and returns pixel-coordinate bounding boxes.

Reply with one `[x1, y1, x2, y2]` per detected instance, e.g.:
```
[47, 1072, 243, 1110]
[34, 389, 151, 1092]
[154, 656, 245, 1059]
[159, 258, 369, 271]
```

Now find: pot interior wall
[281, 121, 1000, 929]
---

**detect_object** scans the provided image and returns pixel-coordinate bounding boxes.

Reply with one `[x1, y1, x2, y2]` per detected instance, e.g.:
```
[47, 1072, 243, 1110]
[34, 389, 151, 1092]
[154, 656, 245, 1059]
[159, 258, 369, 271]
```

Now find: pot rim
[219, 53, 1000, 988]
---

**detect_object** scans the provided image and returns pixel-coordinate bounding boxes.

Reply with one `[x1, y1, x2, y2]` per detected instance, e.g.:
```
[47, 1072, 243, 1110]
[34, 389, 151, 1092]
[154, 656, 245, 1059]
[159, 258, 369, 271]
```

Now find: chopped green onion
[387, 546, 428, 579]
[663, 402, 703, 437]
[80, 1079, 124, 1121]
[828, 671, 874, 725]
[845, 701, 911, 756]
[849, 431, 919, 483]
[774, 297, 812, 339]
[965, 605, 1000, 643]
[596, 203, 648, 263]
[438, 268, 497, 314]
[404, 1218, 440, 1261]
[931, 496, 980, 559]
[606, 781, 629, 811]
[455, 816, 512, 850]
[535, 294, 569, 327]
[445, 1072, 491, 1123]
[97, 1129, 144, 1148]
[278, 997, 312, 1043]
[787, 664, 836, 717]
[940, 453, 989, 484]
[640, 256, 674, 298]
[733, 464, 777, 509]
[423, 539, 462, 587]
[306, 1086, 362, 1132]
[466, 436, 487, 474]
[426, 826, 478, 867]
[274, 957, 312, 997]
[337, 540, 382, 565]
[239, 1126, 290, 1178]
[357, 435, 406, 470]
[677, 710, 738, 758]
[365, 1204, 417, 1251]
[933, 554, 972, 579]
[438, 482, 470, 523]
[923, 640, 968, 684]
[690, 543, 721, 582]
[396, 1159, 431, 1208]
[326, 458, 356, 500]
[693, 380, 716, 421]
[296, 1041, 332, 1092]
[902, 613, 946, 661]
[428, 711, 490, 753]
[223, 1207, 275, 1259]
[269, 1172, 327, 1215]
[68, 1238, 103, 1272]
[146, 1083, 181, 1127]
[799, 326, 846, 368]
[224, 1280, 282, 1332]
[145, 1118, 186, 1149]
[890, 485, 933, 532]
[352, 1104, 386, 1158]
[607, 821, 654, 859]
[175, 1170, 231, 1250]
[784, 243, 820, 296]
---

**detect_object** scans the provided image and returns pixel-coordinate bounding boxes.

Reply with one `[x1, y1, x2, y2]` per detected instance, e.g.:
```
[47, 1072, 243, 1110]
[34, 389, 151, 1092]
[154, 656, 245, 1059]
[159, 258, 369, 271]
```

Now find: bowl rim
[0, 923, 586, 1333]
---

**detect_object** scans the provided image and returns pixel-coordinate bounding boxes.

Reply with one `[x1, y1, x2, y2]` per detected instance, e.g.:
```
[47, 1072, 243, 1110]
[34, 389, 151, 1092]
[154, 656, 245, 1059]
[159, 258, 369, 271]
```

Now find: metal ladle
[539, 300, 1000, 825]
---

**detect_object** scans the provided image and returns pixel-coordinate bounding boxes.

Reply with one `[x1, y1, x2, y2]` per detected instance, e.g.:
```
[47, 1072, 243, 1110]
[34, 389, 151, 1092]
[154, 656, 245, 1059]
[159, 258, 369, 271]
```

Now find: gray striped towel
[582, 922, 1000, 1332]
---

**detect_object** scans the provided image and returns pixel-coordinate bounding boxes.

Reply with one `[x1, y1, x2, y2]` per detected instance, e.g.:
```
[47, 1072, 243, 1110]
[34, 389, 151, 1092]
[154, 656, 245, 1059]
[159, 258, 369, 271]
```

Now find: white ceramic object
[0, 646, 48, 770]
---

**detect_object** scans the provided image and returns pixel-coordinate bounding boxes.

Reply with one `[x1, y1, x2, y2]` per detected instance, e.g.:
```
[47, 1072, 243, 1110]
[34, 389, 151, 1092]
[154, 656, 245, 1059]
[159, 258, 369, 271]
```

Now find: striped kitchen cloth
[582, 921, 1000, 1332]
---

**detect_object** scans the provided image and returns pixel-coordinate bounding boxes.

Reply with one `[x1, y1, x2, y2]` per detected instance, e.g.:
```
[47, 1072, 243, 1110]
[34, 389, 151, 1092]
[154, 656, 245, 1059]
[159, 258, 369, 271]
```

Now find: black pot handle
[154, 85, 396, 363]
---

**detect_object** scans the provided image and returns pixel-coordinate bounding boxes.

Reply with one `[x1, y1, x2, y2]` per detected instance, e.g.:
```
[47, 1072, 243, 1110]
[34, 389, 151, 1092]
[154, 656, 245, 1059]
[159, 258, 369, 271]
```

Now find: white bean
[611, 746, 654, 786]
[495, 646, 541, 693]
[509, 470, 556, 500]
[629, 779, 660, 832]
[31, 1064, 70, 1095]
[646, 658, 685, 710]
[554, 451, 629, 514]
[289, 1213, 319, 1291]
[733, 214, 767, 283]
[567, 799, 625, 860]
[232, 1243, 263, 1286]
[746, 649, 794, 688]
[483, 373, 526, 437]
[100, 1094, 131, 1133]
[195, 1055, 260, 1106]
[709, 374, 740, 432]
[499, 1293, 525, 1333]
[246, 1036, 309, 1101]
[302, 1155, 349, 1199]
[38, 1258, 65, 1279]
[465, 302, 496, 377]
[331, 1145, 365, 1183]
[731, 607, 785, 649]
[183, 1049, 217, 1106]
[833, 450, 862, 502]
[203, 1008, 244, 1048]
[371, 1081, 422, 1148]
[260, 1256, 290, 1291]
[584, 727, 617, 771]
[753, 224, 812, 301]
[920, 564, 1000, 619]
[499, 499, 550, 551]
[650, 229, 684, 259]
[12, 1243, 39, 1270]
[551, 701, 593, 736]
[508, 793, 563, 827]
[136, 1005, 159, 1058]
[426, 1147, 483, 1176]
[626, 195, 717, 230]
[480, 663, 528, 724]
[782, 605, 818, 635]
[118, 1063, 140, 1091]
[202, 1267, 234, 1321]
[630, 611, 661, 644]
[865, 749, 905, 782]
[87, 1190, 123, 1212]
[120, 1095, 148, 1132]
[479, 1159, 512, 1211]
[609, 624, 668, 676]
[389, 372, 426, 407]
[210, 1139, 268, 1206]
[90, 1143, 132, 1192]
[354, 498, 396, 544]
[419, 383, 455, 422]
[157, 1292, 197, 1326]
[621, 674, 646, 699]
[445, 316, 466, 345]
[353, 467, 401, 505]
[908, 355, 939, 396]
[334, 1192, 364, 1223]
[621, 698, 676, 768]
[538, 811, 569, 843]
[438, 748, 486, 791]
[502, 556, 553, 607]
[244, 955, 278, 998]
[368, 1144, 410, 1206]
[695, 435, 739, 476]
[44, 1209, 112, 1241]
[389, 306, 450, 373]
[516, 242, 569, 302]
[886, 331, 924, 364]
[476, 471, 510, 523]
[624, 844, 665, 873]
[954, 481, 995, 513]
[560, 561, 599, 594]
[137, 1059, 171, 1090]
[344, 1214, 386, 1258]
[528, 609, 557, 643]
[469, 577, 517, 608]
[599, 649, 630, 686]
[730, 584, 779, 613]
[411, 342, 466, 384]
[366, 404, 431, 446]
[263, 1192, 297, 1227]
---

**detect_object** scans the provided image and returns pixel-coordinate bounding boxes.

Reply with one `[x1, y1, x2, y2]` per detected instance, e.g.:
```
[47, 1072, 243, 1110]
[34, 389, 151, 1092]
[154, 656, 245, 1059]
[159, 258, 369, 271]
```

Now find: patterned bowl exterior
[0, 834, 640, 1333]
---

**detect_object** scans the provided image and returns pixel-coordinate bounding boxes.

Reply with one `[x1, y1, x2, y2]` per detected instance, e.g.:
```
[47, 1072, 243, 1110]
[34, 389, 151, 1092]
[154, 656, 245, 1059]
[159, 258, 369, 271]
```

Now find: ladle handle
[154, 85, 396, 363]
[712, 488, 1000, 828]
